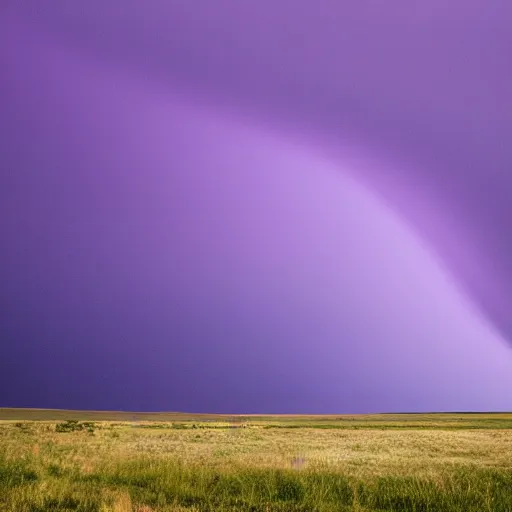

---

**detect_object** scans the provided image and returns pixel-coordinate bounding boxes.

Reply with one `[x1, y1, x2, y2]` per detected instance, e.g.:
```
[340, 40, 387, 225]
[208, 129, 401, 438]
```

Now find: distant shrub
[137, 423, 170, 429]
[55, 420, 95, 434]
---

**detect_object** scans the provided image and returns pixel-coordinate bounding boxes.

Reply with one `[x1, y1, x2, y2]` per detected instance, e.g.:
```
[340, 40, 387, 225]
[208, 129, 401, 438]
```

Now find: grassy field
[1, 409, 512, 511]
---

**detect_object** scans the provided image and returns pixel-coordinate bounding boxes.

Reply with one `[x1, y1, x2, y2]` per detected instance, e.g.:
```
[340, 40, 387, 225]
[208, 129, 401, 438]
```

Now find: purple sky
[1, 2, 511, 413]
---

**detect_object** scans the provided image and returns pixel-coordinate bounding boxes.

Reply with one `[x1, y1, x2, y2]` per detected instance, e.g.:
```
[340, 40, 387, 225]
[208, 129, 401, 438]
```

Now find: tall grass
[1, 416, 512, 511]
[1, 452, 511, 511]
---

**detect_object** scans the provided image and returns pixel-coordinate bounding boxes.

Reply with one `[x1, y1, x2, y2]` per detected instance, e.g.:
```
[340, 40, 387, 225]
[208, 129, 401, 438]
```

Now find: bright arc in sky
[1, 14, 511, 413]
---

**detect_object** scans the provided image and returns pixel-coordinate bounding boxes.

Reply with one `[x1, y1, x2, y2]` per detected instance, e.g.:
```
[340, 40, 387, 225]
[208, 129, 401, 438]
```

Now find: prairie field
[1, 409, 512, 511]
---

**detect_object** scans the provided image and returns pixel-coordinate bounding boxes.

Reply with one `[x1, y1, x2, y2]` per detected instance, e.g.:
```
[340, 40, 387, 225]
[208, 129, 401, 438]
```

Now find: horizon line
[1, 407, 511, 416]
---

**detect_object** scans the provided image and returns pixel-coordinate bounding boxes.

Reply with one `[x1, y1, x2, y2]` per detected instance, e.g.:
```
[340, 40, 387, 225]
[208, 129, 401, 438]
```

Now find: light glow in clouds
[1, 4, 511, 413]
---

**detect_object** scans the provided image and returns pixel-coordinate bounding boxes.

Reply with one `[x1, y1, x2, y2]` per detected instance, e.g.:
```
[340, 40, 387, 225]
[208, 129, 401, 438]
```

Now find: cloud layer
[1, 3, 511, 412]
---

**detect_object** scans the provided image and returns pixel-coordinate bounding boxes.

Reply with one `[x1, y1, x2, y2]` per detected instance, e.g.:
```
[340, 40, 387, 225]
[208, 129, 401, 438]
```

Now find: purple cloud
[1, 2, 511, 413]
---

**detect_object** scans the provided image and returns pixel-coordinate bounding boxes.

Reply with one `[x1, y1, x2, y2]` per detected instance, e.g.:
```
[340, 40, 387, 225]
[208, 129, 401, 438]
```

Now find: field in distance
[2, 408, 512, 429]
[1, 409, 512, 511]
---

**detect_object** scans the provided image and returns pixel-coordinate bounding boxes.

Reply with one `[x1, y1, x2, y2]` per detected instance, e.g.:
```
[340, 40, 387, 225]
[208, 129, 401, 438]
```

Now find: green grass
[1, 409, 512, 511]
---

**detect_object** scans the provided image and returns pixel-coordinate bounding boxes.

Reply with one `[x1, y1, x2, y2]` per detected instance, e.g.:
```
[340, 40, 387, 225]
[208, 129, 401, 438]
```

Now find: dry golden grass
[2, 412, 512, 511]
[2, 419, 512, 479]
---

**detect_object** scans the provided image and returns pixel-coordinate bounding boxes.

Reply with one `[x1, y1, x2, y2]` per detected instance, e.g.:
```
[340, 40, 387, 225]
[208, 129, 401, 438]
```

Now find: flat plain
[1, 409, 512, 511]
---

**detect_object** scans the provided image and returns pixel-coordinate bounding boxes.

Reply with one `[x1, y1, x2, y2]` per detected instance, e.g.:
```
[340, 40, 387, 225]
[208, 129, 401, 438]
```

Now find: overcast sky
[1, 1, 511, 412]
